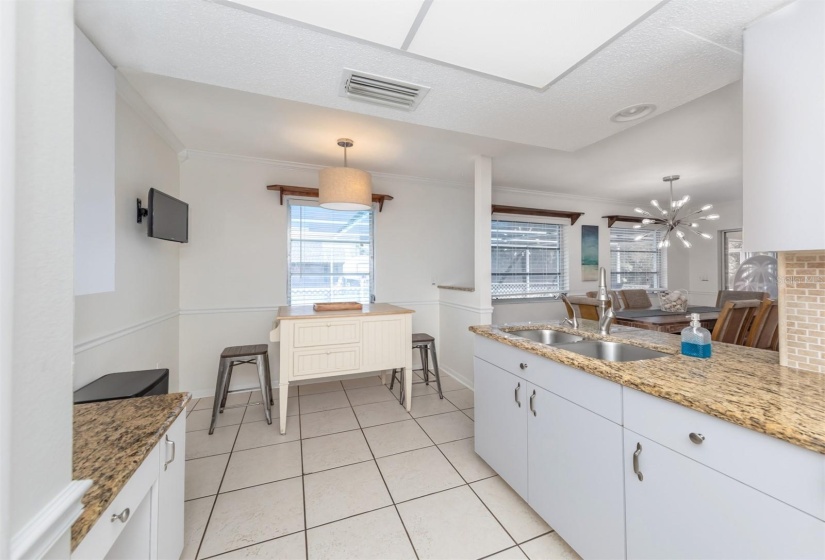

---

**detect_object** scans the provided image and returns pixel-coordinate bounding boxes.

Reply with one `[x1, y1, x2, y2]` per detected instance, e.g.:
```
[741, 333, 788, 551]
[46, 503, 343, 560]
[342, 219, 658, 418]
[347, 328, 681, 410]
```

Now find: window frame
[609, 227, 668, 291]
[286, 198, 375, 306]
[490, 216, 570, 301]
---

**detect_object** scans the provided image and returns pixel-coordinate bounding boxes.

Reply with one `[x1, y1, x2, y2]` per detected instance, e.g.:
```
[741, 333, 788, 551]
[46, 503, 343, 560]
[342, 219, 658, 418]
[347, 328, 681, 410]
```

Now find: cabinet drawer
[292, 346, 360, 378]
[624, 387, 825, 521]
[293, 320, 360, 348]
[72, 445, 160, 559]
[474, 336, 549, 380]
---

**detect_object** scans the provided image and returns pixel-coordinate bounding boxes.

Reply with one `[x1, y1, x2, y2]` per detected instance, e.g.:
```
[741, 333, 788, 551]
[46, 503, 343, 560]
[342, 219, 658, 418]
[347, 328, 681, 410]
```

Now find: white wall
[74, 27, 115, 296]
[10, 0, 74, 554]
[178, 153, 473, 396]
[491, 188, 693, 324]
[689, 199, 744, 306]
[74, 95, 181, 390]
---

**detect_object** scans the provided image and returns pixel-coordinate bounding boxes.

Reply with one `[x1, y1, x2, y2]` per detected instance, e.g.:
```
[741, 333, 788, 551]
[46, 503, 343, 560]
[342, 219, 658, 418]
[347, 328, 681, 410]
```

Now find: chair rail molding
[73, 310, 179, 354]
[10, 480, 91, 560]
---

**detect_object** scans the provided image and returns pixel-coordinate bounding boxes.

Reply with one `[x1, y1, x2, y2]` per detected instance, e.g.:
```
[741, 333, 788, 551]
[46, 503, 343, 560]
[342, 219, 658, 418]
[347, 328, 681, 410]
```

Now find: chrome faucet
[561, 294, 579, 330]
[596, 267, 615, 336]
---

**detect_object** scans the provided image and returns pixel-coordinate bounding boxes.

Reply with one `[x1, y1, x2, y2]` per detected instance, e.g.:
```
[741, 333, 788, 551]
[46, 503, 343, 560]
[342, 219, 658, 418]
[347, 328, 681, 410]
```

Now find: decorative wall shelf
[267, 184, 394, 211]
[602, 215, 647, 228]
[491, 205, 583, 225]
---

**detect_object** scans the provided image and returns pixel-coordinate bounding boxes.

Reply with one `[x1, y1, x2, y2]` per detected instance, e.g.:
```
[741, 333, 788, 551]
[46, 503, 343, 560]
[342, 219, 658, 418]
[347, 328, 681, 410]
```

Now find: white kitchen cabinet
[157, 413, 186, 560]
[73, 413, 187, 560]
[474, 357, 528, 499]
[624, 430, 825, 559]
[743, 0, 825, 252]
[528, 385, 625, 560]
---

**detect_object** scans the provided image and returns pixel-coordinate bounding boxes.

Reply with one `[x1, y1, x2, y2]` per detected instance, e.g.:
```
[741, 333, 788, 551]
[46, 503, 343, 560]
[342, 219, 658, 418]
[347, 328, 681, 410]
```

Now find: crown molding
[115, 71, 185, 154]
[182, 149, 472, 190]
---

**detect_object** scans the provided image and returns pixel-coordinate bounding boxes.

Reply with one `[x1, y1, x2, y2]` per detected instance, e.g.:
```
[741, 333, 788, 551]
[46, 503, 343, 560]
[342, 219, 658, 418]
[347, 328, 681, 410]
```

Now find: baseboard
[10, 480, 92, 560]
[439, 364, 474, 391]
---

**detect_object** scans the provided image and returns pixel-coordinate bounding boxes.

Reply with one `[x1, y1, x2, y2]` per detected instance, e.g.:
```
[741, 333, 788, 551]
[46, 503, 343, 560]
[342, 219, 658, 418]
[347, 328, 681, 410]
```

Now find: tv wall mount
[136, 198, 148, 224]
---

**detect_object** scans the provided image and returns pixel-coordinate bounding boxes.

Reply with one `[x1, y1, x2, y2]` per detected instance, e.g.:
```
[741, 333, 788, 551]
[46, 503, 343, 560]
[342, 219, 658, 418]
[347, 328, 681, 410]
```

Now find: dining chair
[716, 290, 770, 308]
[744, 299, 779, 350]
[619, 289, 653, 310]
[711, 300, 762, 345]
[567, 296, 600, 321]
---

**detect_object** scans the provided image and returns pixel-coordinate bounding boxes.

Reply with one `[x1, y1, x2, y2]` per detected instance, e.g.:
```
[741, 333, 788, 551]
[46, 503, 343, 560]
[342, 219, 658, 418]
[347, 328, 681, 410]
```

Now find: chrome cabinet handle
[689, 432, 705, 444]
[633, 442, 644, 481]
[514, 382, 521, 407]
[519, 362, 528, 370]
[529, 390, 536, 416]
[111, 508, 131, 523]
[164, 435, 176, 471]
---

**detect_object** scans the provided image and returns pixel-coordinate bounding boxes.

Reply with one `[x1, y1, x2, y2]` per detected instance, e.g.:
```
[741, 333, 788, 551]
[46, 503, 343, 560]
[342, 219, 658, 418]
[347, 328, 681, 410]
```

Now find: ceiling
[75, 0, 790, 152]
[227, 0, 662, 88]
[122, 70, 744, 204]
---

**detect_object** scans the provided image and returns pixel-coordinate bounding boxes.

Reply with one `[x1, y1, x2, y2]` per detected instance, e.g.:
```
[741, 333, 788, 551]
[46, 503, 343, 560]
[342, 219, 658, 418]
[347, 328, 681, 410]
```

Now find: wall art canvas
[581, 225, 599, 281]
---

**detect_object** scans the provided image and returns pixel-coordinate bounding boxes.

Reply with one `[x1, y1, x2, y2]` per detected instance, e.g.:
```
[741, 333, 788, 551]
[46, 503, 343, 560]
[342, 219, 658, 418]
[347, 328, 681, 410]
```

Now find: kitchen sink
[506, 329, 584, 345]
[555, 340, 670, 362]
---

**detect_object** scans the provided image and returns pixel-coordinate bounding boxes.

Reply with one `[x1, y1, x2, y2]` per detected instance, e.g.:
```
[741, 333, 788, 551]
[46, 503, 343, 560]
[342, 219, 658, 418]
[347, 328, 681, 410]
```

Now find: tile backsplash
[779, 251, 825, 373]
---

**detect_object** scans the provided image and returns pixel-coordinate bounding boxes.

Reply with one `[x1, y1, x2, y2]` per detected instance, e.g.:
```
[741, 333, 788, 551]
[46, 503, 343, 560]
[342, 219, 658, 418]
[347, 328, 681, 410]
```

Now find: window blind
[491, 219, 568, 299]
[609, 227, 667, 290]
[287, 200, 374, 305]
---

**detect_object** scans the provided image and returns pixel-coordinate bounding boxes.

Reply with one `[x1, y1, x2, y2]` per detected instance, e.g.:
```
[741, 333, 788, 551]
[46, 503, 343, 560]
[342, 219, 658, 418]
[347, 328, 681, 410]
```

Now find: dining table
[613, 306, 721, 334]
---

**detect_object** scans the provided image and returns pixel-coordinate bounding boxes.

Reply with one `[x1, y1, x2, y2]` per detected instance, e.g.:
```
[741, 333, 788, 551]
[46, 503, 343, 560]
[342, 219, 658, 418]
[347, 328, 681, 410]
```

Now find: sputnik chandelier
[633, 175, 719, 249]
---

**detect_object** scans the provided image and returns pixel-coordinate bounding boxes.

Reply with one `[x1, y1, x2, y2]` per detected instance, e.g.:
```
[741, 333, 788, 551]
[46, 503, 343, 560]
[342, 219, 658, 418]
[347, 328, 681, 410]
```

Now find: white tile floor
[182, 371, 581, 560]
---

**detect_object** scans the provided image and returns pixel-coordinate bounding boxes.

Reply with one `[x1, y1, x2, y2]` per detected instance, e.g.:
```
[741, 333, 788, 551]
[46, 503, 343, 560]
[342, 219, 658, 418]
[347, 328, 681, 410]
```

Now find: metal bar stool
[209, 344, 274, 434]
[390, 333, 442, 404]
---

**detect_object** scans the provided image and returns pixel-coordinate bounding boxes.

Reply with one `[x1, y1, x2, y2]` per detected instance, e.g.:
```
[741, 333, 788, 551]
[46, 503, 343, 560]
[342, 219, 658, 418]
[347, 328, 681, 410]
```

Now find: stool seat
[412, 333, 434, 344]
[221, 344, 268, 358]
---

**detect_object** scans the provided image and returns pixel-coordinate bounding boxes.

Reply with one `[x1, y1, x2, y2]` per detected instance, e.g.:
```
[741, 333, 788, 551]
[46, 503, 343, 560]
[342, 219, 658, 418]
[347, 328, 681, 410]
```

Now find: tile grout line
[346, 379, 421, 560]
[297, 390, 310, 560]
[194, 396, 250, 560]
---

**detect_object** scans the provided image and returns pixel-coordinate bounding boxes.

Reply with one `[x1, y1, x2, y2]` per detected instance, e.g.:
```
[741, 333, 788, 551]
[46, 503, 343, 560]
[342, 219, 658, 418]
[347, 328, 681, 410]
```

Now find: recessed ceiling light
[610, 103, 656, 122]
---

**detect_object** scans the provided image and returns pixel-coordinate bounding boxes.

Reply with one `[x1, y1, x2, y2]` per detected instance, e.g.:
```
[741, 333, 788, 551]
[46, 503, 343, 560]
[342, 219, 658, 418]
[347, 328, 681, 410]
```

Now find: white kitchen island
[271, 303, 414, 434]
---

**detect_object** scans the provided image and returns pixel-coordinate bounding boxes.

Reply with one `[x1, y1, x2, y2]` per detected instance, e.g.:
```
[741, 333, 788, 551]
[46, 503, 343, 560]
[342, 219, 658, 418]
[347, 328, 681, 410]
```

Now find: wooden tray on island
[313, 302, 363, 312]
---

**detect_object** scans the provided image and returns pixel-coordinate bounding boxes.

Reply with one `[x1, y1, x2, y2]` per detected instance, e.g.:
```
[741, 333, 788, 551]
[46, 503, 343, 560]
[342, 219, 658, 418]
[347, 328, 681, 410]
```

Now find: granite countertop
[72, 392, 190, 551]
[470, 320, 825, 455]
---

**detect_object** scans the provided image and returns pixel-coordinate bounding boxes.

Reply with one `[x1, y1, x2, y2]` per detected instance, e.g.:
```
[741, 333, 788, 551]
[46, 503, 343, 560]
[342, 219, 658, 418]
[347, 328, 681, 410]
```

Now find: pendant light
[632, 175, 720, 249]
[319, 138, 372, 211]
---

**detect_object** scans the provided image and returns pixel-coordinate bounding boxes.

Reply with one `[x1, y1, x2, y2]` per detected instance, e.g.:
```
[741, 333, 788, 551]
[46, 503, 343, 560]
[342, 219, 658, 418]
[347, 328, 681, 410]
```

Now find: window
[610, 228, 667, 290]
[491, 219, 568, 299]
[287, 200, 373, 305]
[721, 229, 777, 293]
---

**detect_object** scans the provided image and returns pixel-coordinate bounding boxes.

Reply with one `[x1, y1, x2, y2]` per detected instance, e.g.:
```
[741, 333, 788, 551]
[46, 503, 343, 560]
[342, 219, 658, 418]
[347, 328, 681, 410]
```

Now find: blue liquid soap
[681, 313, 712, 359]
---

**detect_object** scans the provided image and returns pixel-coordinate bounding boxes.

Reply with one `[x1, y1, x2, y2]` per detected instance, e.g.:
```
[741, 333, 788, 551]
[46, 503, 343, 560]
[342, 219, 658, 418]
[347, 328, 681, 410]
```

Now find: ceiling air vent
[340, 69, 430, 111]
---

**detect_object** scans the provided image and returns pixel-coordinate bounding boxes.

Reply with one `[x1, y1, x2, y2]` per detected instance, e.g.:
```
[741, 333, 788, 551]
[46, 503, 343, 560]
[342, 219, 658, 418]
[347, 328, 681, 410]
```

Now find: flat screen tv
[148, 188, 188, 243]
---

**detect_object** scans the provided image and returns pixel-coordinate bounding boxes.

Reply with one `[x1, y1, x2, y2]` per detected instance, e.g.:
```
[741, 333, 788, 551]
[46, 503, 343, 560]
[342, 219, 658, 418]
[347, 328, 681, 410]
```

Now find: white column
[474, 156, 493, 312]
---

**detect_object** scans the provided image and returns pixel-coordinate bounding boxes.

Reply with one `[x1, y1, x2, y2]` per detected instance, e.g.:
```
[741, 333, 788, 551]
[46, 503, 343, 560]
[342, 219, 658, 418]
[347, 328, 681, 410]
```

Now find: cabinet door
[474, 357, 528, 499]
[157, 413, 186, 560]
[625, 431, 825, 560]
[528, 386, 625, 560]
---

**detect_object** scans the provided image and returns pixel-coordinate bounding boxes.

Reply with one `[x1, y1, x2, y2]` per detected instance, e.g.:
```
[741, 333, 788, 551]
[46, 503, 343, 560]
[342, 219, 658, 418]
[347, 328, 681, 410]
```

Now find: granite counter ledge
[470, 321, 825, 455]
[72, 392, 190, 551]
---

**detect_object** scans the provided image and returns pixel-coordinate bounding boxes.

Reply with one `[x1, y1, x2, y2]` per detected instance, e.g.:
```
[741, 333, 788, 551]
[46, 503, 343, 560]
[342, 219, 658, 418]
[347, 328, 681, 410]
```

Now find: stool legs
[220, 361, 234, 412]
[256, 355, 272, 425]
[429, 341, 443, 399]
[209, 359, 230, 435]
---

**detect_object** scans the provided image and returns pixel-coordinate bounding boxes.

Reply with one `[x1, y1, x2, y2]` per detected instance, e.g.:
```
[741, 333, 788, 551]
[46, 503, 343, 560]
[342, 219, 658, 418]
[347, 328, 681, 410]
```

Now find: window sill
[492, 297, 564, 305]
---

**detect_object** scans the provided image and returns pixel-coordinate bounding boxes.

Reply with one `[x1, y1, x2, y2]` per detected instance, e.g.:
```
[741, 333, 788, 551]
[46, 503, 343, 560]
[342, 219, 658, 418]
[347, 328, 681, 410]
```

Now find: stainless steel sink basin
[555, 340, 669, 362]
[506, 329, 584, 345]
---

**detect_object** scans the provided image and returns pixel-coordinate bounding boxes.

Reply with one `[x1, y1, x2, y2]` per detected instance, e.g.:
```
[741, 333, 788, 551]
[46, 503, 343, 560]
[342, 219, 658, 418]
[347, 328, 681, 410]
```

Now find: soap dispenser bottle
[681, 313, 712, 358]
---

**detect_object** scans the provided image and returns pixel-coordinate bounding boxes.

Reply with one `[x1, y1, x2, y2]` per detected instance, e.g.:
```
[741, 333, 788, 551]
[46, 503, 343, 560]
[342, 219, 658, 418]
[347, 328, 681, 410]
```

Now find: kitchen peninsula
[271, 303, 414, 434]
[471, 320, 825, 559]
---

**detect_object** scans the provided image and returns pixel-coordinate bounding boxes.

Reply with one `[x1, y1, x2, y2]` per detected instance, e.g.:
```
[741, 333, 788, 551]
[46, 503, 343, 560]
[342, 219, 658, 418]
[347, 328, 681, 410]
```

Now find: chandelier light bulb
[642, 219, 654, 224]
[634, 207, 646, 214]
[701, 232, 713, 239]
[634, 235, 646, 241]
[704, 214, 720, 220]
[701, 204, 713, 211]
[633, 224, 642, 229]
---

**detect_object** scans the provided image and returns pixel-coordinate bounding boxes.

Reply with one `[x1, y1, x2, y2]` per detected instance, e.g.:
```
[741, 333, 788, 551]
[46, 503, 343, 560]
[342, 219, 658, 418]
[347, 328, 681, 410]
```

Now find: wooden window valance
[267, 184, 394, 212]
[602, 215, 647, 228]
[491, 204, 583, 225]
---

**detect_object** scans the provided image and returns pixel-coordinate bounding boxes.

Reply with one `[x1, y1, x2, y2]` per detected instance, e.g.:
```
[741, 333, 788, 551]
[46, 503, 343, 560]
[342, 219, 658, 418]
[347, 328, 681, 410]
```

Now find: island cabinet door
[474, 357, 528, 499]
[624, 430, 825, 560]
[157, 413, 186, 560]
[527, 385, 625, 560]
